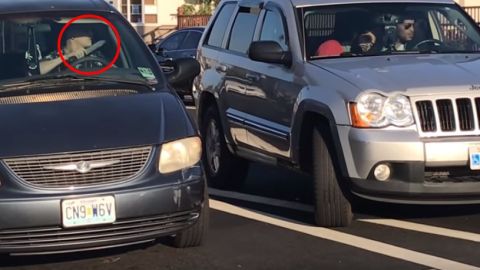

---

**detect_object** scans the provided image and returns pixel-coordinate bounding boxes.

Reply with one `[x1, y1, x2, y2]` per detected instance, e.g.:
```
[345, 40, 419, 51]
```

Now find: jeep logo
[470, 85, 480, 90]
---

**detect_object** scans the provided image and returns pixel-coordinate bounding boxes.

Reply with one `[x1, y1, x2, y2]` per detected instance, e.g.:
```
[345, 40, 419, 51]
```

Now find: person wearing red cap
[315, 39, 344, 57]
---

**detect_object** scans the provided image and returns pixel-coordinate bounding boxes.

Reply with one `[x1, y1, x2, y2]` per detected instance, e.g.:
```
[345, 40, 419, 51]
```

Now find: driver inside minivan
[39, 26, 103, 74]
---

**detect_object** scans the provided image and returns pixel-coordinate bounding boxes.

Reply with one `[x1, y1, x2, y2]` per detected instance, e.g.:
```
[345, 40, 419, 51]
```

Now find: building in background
[107, 0, 185, 43]
[456, 0, 480, 6]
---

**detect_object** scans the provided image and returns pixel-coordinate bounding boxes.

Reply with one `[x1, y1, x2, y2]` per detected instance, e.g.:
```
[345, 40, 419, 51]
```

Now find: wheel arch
[291, 100, 350, 180]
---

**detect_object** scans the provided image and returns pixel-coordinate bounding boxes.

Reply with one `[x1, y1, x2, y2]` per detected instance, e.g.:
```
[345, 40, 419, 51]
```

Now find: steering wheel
[70, 55, 111, 70]
[59, 40, 112, 71]
[413, 39, 444, 51]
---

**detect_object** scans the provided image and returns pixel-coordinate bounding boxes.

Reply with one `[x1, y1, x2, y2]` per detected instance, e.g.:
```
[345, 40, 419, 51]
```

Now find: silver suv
[195, 0, 480, 227]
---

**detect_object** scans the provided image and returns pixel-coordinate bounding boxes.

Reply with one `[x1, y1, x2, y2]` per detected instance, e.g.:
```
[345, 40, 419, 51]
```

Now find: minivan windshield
[300, 3, 480, 59]
[0, 12, 163, 86]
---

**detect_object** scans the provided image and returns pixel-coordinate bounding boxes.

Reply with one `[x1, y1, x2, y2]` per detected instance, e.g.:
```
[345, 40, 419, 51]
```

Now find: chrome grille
[413, 94, 480, 137]
[3, 146, 152, 188]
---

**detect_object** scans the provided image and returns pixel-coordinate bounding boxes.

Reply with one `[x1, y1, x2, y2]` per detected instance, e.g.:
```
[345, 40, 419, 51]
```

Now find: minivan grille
[3, 146, 152, 188]
[413, 95, 480, 137]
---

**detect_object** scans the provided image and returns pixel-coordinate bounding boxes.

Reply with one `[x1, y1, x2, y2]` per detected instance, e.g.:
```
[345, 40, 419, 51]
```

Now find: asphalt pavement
[1, 106, 480, 270]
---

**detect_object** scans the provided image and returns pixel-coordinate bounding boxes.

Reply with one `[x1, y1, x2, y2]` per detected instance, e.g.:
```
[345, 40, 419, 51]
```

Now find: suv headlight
[350, 92, 414, 128]
[159, 137, 202, 174]
[384, 95, 414, 126]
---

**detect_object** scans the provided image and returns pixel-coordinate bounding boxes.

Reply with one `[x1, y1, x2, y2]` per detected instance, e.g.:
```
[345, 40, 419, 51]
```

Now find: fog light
[374, 164, 391, 181]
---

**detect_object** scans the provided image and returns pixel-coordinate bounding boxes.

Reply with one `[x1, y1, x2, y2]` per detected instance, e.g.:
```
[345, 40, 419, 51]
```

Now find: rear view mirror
[156, 47, 165, 55]
[248, 41, 292, 67]
[167, 58, 200, 87]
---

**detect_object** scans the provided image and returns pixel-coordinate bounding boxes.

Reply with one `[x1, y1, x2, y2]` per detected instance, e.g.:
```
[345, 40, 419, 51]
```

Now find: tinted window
[207, 3, 236, 47]
[301, 3, 480, 59]
[260, 10, 288, 50]
[228, 8, 259, 53]
[181, 31, 202, 50]
[160, 32, 187, 51]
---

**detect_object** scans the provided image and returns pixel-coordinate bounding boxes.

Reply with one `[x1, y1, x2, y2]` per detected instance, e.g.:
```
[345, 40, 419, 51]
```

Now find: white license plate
[469, 146, 480, 170]
[62, 196, 116, 228]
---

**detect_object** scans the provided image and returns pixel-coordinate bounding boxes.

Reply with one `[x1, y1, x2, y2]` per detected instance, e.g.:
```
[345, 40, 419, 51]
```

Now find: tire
[172, 185, 209, 248]
[312, 125, 353, 227]
[201, 105, 249, 189]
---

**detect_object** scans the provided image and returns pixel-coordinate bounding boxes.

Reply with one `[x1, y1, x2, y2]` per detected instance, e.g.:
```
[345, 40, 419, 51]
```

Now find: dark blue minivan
[0, 0, 207, 255]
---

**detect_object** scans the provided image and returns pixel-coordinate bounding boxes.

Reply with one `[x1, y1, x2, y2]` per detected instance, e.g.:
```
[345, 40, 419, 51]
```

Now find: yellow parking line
[359, 218, 480, 243]
[210, 199, 480, 270]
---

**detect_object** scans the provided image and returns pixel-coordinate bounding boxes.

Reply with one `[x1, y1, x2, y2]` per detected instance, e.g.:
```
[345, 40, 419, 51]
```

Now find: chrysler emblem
[43, 160, 120, 174]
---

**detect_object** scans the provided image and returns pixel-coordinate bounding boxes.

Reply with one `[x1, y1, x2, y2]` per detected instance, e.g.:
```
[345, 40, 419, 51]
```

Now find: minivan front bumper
[0, 178, 205, 255]
[339, 126, 480, 204]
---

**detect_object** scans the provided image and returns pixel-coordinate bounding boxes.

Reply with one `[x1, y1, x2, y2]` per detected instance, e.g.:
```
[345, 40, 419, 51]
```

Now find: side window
[228, 7, 260, 54]
[260, 10, 288, 51]
[207, 3, 236, 47]
[160, 32, 187, 51]
[181, 31, 203, 50]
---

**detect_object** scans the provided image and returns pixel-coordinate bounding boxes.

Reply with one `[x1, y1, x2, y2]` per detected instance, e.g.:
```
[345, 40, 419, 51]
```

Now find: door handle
[216, 65, 227, 72]
[245, 73, 260, 82]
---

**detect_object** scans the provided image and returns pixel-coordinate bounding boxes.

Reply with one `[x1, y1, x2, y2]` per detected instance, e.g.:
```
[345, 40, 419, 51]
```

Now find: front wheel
[172, 186, 209, 248]
[201, 106, 249, 189]
[312, 126, 353, 227]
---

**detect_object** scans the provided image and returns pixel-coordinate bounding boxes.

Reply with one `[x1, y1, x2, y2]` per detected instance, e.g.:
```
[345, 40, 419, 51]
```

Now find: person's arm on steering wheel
[39, 48, 87, 75]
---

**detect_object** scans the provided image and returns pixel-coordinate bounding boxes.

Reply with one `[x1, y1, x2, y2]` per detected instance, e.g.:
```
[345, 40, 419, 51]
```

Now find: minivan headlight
[159, 137, 202, 174]
[350, 92, 414, 128]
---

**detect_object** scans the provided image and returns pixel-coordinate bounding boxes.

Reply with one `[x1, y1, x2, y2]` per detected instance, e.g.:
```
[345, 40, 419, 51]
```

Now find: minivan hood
[0, 91, 194, 158]
[311, 54, 480, 96]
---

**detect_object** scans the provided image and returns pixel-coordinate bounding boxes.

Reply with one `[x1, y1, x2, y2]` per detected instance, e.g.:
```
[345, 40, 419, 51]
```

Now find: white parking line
[359, 219, 480, 243]
[210, 199, 480, 270]
[208, 188, 314, 212]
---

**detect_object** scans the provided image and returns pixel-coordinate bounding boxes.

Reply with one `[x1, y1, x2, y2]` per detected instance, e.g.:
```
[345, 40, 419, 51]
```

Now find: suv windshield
[300, 3, 480, 59]
[0, 12, 163, 86]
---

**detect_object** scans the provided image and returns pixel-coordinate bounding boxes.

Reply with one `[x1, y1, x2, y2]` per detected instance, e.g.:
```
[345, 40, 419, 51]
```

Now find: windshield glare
[0, 12, 163, 85]
[301, 4, 480, 59]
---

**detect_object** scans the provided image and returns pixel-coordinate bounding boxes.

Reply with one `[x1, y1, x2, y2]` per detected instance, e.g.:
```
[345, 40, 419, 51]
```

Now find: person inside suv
[351, 30, 378, 54]
[393, 17, 415, 51]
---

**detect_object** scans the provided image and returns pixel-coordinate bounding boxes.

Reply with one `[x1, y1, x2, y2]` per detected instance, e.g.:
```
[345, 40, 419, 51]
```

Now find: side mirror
[167, 58, 200, 87]
[248, 41, 292, 67]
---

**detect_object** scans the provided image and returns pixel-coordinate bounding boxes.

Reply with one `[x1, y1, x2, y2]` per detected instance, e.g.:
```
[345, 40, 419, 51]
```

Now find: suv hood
[0, 91, 194, 158]
[312, 54, 480, 96]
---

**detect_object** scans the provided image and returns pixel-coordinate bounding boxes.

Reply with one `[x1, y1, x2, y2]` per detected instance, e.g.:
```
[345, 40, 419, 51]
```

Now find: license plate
[469, 146, 480, 170]
[62, 196, 116, 228]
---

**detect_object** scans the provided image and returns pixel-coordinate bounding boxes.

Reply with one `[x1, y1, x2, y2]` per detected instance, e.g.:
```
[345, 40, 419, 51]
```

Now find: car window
[181, 31, 202, 50]
[260, 10, 288, 51]
[228, 7, 260, 54]
[207, 3, 236, 48]
[160, 31, 187, 51]
[300, 3, 480, 60]
[0, 12, 164, 84]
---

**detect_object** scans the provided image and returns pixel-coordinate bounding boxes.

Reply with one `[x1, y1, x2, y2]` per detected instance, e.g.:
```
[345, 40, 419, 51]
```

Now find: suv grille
[413, 95, 480, 137]
[3, 146, 152, 188]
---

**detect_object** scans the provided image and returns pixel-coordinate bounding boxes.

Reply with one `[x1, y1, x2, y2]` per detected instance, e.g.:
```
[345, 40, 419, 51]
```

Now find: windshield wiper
[0, 73, 155, 92]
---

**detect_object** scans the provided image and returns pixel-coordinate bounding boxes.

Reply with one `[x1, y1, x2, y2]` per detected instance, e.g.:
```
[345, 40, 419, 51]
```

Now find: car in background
[152, 27, 204, 101]
[0, 0, 207, 255]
